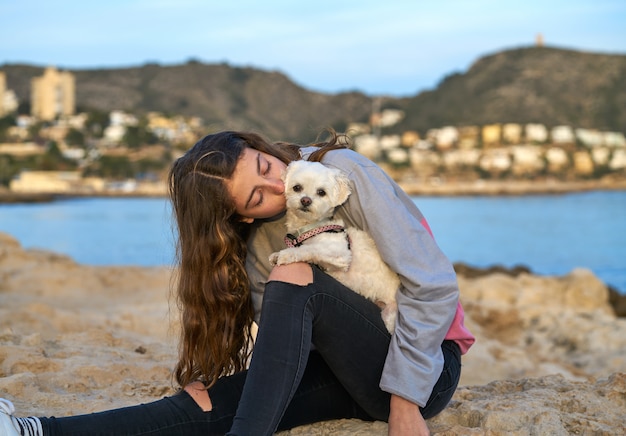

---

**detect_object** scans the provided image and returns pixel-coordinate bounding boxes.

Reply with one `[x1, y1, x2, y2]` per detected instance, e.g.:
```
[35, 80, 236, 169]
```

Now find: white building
[479, 149, 512, 172]
[545, 147, 569, 172]
[435, 126, 459, 149]
[511, 145, 545, 174]
[526, 124, 549, 143]
[379, 134, 401, 150]
[442, 149, 481, 168]
[603, 132, 626, 148]
[378, 109, 404, 127]
[502, 123, 523, 144]
[576, 128, 603, 147]
[551, 126, 575, 144]
[609, 149, 626, 170]
[354, 134, 380, 160]
[386, 147, 409, 165]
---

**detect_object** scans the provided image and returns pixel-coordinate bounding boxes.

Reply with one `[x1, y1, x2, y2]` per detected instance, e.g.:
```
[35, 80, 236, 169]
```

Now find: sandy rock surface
[1, 232, 625, 434]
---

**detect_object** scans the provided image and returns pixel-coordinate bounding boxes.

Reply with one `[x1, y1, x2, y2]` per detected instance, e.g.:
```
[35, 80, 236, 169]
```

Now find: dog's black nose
[300, 196, 312, 207]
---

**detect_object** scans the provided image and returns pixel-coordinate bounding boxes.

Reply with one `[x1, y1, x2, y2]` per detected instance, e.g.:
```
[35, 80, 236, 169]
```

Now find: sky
[1, 0, 625, 97]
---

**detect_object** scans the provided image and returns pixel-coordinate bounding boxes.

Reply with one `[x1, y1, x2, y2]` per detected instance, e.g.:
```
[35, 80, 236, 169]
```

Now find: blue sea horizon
[0, 191, 624, 294]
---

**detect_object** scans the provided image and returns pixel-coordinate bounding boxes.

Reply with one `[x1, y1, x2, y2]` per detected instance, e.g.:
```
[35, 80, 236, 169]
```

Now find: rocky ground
[0, 232, 624, 435]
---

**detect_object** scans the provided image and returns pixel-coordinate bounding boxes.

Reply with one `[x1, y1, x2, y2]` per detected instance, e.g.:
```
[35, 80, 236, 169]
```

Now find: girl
[1, 130, 474, 436]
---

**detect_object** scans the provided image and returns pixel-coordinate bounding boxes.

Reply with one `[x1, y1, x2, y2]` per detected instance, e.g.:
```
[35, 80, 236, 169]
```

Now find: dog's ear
[285, 160, 309, 179]
[283, 160, 300, 184]
[332, 169, 352, 205]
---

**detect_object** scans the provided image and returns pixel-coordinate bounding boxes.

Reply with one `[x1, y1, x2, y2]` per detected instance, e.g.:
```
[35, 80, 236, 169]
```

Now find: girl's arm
[323, 149, 459, 408]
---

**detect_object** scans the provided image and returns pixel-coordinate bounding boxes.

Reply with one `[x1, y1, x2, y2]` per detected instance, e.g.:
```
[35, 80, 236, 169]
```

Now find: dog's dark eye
[317, 189, 326, 197]
[293, 184, 302, 192]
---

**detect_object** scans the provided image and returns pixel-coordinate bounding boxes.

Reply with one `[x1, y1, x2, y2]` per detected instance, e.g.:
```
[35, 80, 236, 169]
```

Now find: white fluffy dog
[269, 160, 399, 333]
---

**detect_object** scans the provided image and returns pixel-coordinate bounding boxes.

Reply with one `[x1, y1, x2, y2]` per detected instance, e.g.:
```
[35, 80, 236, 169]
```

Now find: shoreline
[2, 179, 626, 203]
[0, 191, 166, 204]
[398, 178, 626, 196]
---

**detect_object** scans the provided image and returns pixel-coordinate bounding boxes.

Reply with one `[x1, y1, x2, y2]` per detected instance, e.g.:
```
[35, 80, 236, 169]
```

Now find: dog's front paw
[269, 252, 280, 266]
[270, 249, 300, 266]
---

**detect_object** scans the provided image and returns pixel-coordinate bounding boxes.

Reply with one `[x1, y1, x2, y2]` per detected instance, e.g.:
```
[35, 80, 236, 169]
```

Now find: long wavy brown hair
[168, 130, 347, 389]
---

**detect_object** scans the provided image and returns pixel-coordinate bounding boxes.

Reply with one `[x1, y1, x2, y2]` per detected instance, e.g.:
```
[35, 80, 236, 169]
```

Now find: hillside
[1, 61, 373, 142]
[2, 45, 626, 141]
[391, 46, 626, 134]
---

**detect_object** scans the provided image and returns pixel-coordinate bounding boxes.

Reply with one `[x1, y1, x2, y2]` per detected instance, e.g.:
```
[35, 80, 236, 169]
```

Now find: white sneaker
[0, 398, 19, 436]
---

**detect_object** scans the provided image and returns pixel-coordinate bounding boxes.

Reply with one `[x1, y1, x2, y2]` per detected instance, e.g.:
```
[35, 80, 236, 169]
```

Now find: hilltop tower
[536, 33, 544, 47]
[31, 66, 75, 121]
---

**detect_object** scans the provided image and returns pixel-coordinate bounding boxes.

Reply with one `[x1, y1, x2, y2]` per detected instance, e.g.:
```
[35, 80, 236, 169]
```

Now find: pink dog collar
[284, 224, 348, 248]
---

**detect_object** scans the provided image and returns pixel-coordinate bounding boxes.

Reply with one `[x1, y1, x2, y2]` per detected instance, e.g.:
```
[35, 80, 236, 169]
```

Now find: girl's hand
[388, 394, 430, 436]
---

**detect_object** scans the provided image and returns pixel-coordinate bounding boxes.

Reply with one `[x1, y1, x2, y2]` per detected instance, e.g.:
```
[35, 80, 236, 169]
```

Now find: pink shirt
[445, 302, 475, 354]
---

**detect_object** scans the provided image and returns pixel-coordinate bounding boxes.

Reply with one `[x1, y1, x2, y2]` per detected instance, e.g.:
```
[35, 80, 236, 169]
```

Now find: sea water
[0, 191, 624, 294]
[414, 191, 625, 294]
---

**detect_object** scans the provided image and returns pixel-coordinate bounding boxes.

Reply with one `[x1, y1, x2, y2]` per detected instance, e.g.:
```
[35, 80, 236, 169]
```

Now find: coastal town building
[370, 108, 404, 129]
[1, 93, 626, 195]
[479, 148, 511, 173]
[353, 134, 381, 160]
[502, 123, 523, 144]
[408, 149, 441, 179]
[510, 145, 544, 176]
[0, 142, 42, 157]
[0, 72, 17, 117]
[545, 147, 569, 173]
[31, 67, 75, 121]
[526, 124, 549, 143]
[573, 151, 595, 176]
[610, 150, 626, 170]
[458, 126, 480, 149]
[482, 124, 502, 148]
[442, 149, 481, 170]
[380, 134, 401, 150]
[8, 169, 166, 195]
[432, 126, 459, 150]
[146, 112, 203, 145]
[401, 131, 420, 148]
[10, 170, 86, 193]
[551, 125, 576, 144]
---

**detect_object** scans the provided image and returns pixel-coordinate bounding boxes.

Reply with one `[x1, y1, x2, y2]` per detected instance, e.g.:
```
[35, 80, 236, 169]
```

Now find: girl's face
[226, 147, 288, 223]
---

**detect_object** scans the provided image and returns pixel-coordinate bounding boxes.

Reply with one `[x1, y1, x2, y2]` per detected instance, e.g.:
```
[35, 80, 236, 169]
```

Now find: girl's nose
[267, 178, 284, 194]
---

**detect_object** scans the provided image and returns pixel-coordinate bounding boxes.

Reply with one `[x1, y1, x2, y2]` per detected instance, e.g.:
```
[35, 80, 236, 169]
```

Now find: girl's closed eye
[263, 161, 272, 175]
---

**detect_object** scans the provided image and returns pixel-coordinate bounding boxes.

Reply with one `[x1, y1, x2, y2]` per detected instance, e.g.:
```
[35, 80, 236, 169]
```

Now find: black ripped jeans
[41, 267, 460, 435]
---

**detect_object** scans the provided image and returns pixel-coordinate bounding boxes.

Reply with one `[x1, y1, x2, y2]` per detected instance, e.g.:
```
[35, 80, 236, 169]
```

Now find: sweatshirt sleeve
[322, 149, 459, 407]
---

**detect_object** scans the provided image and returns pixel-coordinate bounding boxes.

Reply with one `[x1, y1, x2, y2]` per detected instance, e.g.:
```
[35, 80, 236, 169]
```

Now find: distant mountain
[391, 46, 626, 135]
[2, 46, 625, 142]
[1, 61, 373, 142]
